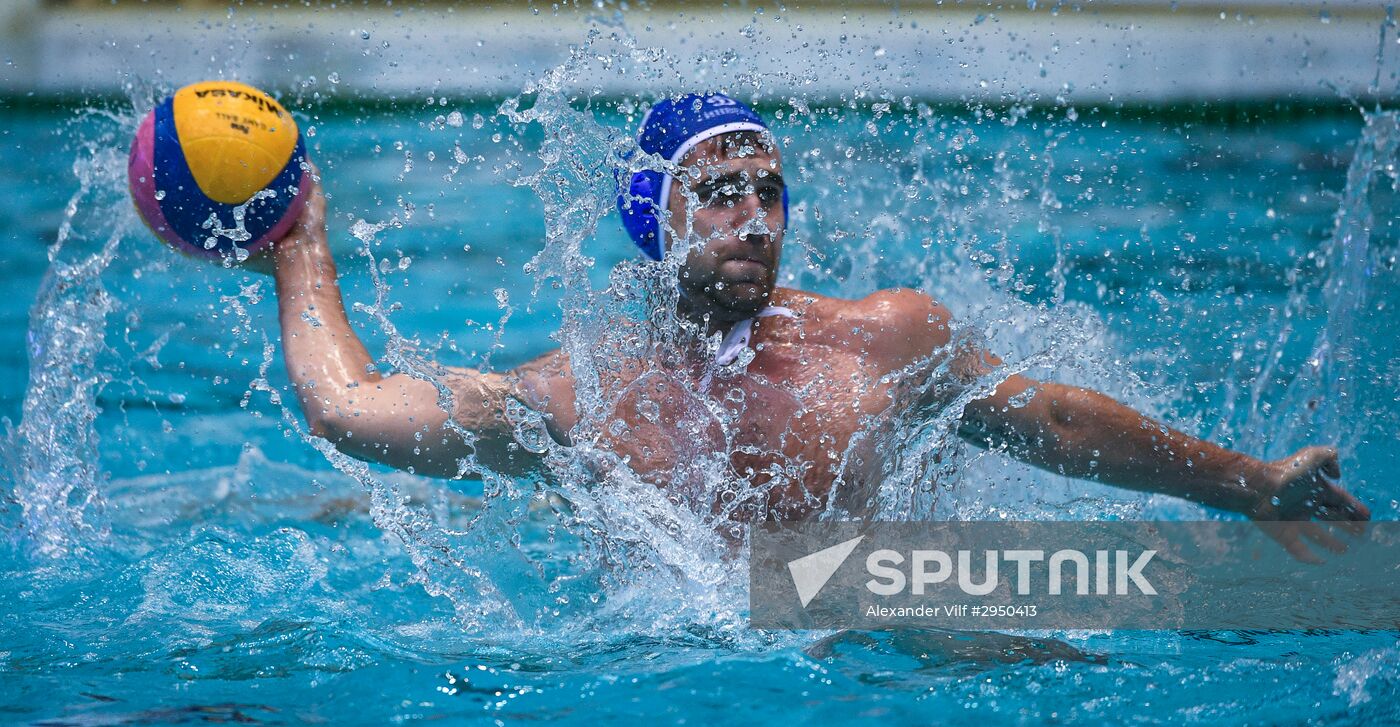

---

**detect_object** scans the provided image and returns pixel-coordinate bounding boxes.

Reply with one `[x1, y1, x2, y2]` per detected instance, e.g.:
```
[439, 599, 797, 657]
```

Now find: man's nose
[730, 191, 771, 233]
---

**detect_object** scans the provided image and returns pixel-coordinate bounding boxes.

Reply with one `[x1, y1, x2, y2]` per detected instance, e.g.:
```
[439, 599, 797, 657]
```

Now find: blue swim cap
[617, 93, 787, 260]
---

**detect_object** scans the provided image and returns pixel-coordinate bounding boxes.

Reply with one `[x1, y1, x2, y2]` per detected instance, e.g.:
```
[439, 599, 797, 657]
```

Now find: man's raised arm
[265, 177, 561, 480]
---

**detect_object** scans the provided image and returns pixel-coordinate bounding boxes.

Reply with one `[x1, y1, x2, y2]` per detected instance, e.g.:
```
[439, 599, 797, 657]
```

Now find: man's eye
[697, 182, 780, 207]
[704, 185, 742, 206]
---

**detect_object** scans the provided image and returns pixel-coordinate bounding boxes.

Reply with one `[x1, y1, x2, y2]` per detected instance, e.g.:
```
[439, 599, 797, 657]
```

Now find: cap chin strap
[655, 121, 769, 256]
[699, 304, 797, 391]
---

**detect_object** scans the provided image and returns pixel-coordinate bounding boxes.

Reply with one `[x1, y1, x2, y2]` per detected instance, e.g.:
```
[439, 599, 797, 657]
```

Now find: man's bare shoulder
[773, 287, 953, 364]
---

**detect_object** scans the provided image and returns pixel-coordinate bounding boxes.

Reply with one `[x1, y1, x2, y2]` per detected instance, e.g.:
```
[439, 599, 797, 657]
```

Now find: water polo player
[262, 92, 1369, 562]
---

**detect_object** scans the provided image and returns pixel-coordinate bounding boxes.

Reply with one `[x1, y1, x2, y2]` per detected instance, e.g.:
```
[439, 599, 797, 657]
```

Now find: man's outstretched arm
[873, 289, 1371, 561]
[960, 371, 1371, 561]
[266, 177, 559, 479]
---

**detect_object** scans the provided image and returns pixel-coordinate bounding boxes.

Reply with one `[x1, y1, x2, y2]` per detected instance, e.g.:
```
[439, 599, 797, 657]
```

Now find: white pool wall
[1, 1, 1396, 103]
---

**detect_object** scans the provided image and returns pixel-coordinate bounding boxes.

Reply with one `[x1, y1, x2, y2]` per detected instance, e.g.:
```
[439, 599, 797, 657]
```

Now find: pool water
[3, 71, 1400, 723]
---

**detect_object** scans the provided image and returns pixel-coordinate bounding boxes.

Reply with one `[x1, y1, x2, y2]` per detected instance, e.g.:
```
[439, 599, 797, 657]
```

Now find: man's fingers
[1282, 533, 1324, 565]
[1288, 445, 1340, 478]
[1300, 522, 1347, 555]
[1320, 486, 1371, 534]
[1260, 447, 1369, 554]
[1317, 507, 1368, 536]
[1259, 523, 1325, 565]
[1322, 449, 1341, 479]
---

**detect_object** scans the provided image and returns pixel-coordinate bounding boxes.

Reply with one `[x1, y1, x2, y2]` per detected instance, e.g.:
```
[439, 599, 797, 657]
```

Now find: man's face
[665, 133, 785, 321]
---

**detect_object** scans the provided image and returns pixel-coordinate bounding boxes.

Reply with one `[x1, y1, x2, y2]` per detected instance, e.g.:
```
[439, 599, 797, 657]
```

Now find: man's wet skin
[269, 126, 1368, 562]
[511, 134, 960, 522]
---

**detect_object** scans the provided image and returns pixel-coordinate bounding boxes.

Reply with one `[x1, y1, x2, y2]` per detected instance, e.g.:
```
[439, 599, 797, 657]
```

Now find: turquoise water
[2, 85, 1400, 724]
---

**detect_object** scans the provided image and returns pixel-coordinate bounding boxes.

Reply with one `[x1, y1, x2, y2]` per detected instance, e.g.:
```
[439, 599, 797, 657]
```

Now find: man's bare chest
[723, 343, 898, 445]
[602, 343, 893, 491]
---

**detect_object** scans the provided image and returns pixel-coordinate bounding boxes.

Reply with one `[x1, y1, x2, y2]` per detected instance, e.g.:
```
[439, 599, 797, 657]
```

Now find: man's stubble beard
[677, 271, 774, 327]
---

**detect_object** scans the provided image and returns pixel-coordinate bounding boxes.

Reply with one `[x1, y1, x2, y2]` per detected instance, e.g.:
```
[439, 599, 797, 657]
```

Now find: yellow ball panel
[179, 137, 282, 205]
[172, 81, 299, 204]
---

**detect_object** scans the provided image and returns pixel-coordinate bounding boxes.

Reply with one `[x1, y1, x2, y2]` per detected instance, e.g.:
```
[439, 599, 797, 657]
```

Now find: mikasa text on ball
[128, 80, 309, 260]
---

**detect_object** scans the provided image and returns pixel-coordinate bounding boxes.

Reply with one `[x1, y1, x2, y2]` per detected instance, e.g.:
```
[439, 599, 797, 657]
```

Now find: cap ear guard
[617, 169, 665, 261]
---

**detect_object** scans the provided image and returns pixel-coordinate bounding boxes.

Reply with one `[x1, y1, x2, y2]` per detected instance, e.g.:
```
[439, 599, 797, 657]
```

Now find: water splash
[3, 133, 133, 558]
[1231, 110, 1400, 467]
[491, 36, 764, 633]
[1334, 643, 1400, 707]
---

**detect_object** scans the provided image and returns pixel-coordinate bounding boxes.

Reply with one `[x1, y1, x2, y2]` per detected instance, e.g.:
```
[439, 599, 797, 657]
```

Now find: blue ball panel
[153, 97, 306, 255]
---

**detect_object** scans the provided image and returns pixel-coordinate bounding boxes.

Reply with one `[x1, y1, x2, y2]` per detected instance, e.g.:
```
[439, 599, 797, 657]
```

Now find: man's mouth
[722, 257, 771, 278]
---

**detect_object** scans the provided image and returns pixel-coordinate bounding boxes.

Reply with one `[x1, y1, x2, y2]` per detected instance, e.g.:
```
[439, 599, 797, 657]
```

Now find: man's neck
[676, 295, 771, 338]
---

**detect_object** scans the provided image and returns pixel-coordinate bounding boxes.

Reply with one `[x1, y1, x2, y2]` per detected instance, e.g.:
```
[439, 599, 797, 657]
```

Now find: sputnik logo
[787, 535, 865, 607]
